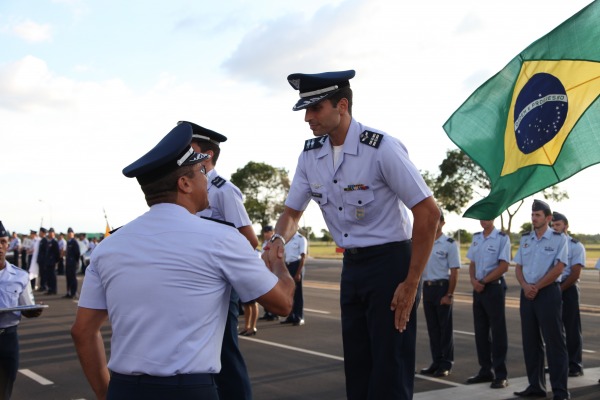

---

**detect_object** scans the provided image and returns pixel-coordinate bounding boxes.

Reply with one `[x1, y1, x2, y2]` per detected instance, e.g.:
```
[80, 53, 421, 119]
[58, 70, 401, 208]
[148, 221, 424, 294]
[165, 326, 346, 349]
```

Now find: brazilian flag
[443, 0, 600, 220]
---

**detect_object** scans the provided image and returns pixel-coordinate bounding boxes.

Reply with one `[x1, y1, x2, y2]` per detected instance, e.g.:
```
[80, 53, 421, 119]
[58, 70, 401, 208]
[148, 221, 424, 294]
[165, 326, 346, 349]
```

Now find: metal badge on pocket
[356, 207, 365, 220]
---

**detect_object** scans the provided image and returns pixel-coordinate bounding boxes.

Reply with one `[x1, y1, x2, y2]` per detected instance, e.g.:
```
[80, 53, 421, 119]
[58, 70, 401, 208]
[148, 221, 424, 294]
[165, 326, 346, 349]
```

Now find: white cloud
[11, 19, 52, 43]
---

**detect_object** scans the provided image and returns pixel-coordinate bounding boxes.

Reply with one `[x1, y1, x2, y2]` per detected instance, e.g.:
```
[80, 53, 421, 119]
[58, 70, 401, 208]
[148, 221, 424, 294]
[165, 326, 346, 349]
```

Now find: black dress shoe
[490, 379, 508, 389]
[433, 368, 451, 377]
[419, 364, 439, 375]
[466, 374, 494, 384]
[293, 319, 305, 326]
[280, 319, 294, 324]
[240, 328, 257, 336]
[568, 369, 583, 377]
[513, 387, 546, 397]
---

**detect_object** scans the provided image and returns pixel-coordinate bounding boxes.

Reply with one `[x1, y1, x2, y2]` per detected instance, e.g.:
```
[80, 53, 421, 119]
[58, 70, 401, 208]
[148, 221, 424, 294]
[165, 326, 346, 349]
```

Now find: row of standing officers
[419, 199, 585, 400]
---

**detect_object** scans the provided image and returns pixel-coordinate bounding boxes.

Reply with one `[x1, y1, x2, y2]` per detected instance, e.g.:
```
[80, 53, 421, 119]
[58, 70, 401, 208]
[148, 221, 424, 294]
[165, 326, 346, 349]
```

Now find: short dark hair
[141, 164, 197, 207]
[192, 140, 220, 165]
[328, 86, 353, 115]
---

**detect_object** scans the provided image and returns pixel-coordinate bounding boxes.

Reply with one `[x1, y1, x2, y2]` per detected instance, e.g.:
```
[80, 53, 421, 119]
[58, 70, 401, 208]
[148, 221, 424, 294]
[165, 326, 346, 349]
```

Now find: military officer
[465, 219, 511, 389]
[0, 221, 43, 399]
[180, 120, 259, 400]
[71, 123, 295, 400]
[551, 211, 585, 377]
[513, 200, 569, 400]
[419, 211, 461, 378]
[263, 69, 440, 400]
[64, 228, 80, 299]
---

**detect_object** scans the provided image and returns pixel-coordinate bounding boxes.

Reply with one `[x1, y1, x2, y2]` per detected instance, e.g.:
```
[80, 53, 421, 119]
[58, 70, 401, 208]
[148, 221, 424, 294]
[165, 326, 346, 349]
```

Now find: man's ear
[177, 175, 193, 194]
[337, 98, 349, 115]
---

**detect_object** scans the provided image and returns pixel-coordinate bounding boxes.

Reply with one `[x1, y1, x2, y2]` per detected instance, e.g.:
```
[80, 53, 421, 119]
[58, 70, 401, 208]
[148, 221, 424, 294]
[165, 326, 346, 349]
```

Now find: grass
[307, 241, 600, 268]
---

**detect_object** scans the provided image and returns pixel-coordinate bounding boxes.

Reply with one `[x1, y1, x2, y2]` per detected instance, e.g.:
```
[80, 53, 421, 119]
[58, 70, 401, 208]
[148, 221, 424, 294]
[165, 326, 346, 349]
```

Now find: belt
[344, 240, 411, 255]
[423, 279, 449, 287]
[483, 278, 504, 285]
[0, 326, 18, 335]
[110, 371, 214, 386]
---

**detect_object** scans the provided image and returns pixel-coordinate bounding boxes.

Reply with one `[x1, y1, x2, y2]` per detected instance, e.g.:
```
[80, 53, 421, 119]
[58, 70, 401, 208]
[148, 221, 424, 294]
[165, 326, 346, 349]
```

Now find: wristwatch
[269, 233, 286, 245]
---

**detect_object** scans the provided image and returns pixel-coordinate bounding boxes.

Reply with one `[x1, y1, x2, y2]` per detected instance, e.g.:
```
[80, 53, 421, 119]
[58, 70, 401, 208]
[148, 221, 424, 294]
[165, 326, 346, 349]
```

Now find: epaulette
[499, 231, 506, 236]
[211, 176, 226, 188]
[571, 238, 579, 243]
[109, 226, 122, 235]
[474, 231, 482, 236]
[200, 216, 235, 228]
[447, 237, 455, 243]
[553, 231, 562, 235]
[521, 231, 531, 236]
[359, 130, 383, 148]
[304, 136, 328, 151]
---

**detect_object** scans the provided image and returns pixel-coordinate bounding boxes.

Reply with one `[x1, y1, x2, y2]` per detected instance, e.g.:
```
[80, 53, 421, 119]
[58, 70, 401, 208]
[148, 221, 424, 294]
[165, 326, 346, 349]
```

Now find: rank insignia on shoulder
[304, 136, 328, 151]
[447, 237, 455, 243]
[359, 130, 383, 148]
[571, 238, 579, 243]
[200, 216, 235, 228]
[521, 231, 531, 236]
[109, 226, 122, 235]
[552, 231, 562, 235]
[499, 231, 506, 236]
[212, 176, 226, 188]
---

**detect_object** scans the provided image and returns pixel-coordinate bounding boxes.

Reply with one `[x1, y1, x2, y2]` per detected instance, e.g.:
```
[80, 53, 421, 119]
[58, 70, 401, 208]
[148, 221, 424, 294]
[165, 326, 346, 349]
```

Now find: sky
[1, 0, 598, 237]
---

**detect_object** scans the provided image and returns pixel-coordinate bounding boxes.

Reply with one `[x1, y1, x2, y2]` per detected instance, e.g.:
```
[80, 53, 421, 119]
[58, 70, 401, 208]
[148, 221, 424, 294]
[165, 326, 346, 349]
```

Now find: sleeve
[570, 242, 586, 267]
[285, 153, 313, 212]
[299, 236, 308, 254]
[555, 235, 568, 265]
[218, 186, 252, 228]
[378, 136, 432, 209]
[595, 258, 600, 270]
[77, 259, 108, 310]
[18, 277, 35, 306]
[499, 236, 512, 263]
[513, 242, 523, 266]
[466, 241, 476, 261]
[448, 241, 461, 269]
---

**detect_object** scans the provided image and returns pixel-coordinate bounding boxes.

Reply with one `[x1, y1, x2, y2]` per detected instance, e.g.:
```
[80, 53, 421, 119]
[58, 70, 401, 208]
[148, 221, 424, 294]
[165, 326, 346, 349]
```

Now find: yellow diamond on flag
[501, 60, 600, 176]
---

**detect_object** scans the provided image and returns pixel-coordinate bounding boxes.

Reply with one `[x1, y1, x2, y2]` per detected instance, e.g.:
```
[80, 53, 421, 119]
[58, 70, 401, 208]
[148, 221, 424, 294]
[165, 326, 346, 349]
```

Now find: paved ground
[11, 259, 600, 399]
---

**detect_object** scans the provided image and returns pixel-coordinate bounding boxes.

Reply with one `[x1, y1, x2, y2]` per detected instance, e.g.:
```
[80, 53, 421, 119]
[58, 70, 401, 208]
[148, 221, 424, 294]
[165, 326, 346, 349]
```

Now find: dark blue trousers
[215, 290, 252, 400]
[520, 283, 569, 398]
[108, 372, 218, 400]
[472, 279, 508, 379]
[286, 260, 304, 322]
[66, 261, 79, 297]
[0, 327, 19, 400]
[562, 284, 583, 374]
[423, 282, 454, 371]
[341, 241, 415, 400]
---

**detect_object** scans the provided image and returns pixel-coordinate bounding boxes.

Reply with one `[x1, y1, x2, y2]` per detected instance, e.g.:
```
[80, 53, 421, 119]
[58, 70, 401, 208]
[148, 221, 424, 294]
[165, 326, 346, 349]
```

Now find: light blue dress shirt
[421, 234, 461, 281]
[560, 235, 586, 281]
[285, 118, 431, 248]
[514, 228, 568, 284]
[466, 228, 511, 280]
[0, 261, 35, 328]
[197, 168, 252, 228]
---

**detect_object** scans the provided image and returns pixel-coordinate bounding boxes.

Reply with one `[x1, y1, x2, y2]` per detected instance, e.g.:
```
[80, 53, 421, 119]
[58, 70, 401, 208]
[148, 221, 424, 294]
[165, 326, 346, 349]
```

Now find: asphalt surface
[12, 259, 600, 399]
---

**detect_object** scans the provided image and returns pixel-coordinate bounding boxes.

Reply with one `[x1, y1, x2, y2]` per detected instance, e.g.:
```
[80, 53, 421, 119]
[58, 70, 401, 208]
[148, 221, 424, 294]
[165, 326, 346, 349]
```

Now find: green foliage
[519, 222, 532, 234]
[230, 161, 290, 227]
[451, 229, 472, 244]
[320, 229, 333, 243]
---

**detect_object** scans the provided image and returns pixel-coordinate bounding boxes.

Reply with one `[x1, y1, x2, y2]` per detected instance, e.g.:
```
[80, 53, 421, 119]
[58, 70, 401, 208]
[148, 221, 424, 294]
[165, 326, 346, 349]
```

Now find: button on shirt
[422, 234, 461, 281]
[78, 203, 278, 376]
[285, 118, 431, 248]
[514, 229, 568, 284]
[466, 228, 511, 280]
[561, 236, 586, 281]
[0, 261, 35, 328]
[285, 233, 307, 264]
[197, 169, 251, 228]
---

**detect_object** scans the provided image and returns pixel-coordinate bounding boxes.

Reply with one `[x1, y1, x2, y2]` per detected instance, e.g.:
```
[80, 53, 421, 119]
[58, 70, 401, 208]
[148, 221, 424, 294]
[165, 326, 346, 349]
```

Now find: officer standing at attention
[419, 211, 461, 378]
[181, 120, 259, 400]
[465, 219, 511, 388]
[280, 229, 308, 326]
[513, 200, 569, 400]
[71, 123, 294, 400]
[263, 70, 440, 400]
[551, 211, 586, 377]
[0, 221, 43, 399]
[64, 227, 80, 299]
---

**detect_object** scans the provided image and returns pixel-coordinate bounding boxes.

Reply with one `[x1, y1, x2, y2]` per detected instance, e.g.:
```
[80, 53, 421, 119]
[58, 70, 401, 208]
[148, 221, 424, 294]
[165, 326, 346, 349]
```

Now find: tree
[451, 229, 472, 244]
[425, 149, 568, 236]
[320, 229, 333, 243]
[230, 161, 290, 228]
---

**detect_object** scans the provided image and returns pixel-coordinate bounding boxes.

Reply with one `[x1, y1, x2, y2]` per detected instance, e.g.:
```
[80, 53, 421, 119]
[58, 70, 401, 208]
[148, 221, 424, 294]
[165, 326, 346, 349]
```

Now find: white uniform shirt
[467, 228, 511, 280]
[0, 261, 35, 328]
[285, 233, 307, 264]
[197, 169, 252, 229]
[285, 118, 431, 248]
[422, 234, 461, 281]
[78, 203, 278, 376]
[514, 228, 568, 284]
[29, 236, 41, 280]
[561, 235, 586, 281]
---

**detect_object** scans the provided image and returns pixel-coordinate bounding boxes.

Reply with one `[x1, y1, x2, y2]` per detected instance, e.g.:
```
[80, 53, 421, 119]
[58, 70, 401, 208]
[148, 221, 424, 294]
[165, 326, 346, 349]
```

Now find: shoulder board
[521, 231, 531, 236]
[359, 130, 383, 148]
[553, 231, 562, 235]
[109, 226, 122, 235]
[304, 136, 328, 152]
[499, 231, 506, 236]
[474, 231, 482, 236]
[200, 216, 235, 228]
[446, 237, 455, 243]
[211, 176, 226, 188]
[570, 238, 579, 243]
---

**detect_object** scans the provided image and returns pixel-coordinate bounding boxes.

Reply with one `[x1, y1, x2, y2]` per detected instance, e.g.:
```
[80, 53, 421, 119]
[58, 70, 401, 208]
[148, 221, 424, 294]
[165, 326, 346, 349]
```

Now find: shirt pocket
[0, 283, 21, 307]
[343, 189, 375, 223]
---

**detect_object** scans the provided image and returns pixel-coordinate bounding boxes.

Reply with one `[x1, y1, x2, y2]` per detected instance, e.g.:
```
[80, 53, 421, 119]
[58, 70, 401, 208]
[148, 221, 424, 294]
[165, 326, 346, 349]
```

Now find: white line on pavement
[18, 369, 53, 385]
[454, 330, 475, 336]
[240, 337, 344, 361]
[304, 308, 331, 314]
